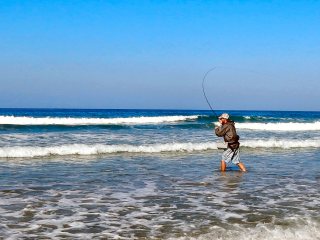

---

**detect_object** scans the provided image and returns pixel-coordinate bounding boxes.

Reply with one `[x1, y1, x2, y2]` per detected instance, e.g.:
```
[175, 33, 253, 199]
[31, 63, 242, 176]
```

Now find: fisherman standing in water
[215, 113, 247, 172]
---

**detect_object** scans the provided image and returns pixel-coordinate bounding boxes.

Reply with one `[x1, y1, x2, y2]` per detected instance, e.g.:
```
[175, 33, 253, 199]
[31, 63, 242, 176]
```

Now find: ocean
[0, 108, 319, 239]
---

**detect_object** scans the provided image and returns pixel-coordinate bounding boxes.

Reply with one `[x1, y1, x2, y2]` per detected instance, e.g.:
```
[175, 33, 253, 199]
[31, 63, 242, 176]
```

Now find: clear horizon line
[0, 107, 319, 113]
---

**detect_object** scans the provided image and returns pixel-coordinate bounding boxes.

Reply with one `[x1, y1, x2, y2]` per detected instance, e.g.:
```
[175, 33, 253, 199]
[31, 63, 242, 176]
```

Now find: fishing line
[202, 66, 274, 120]
[202, 67, 219, 118]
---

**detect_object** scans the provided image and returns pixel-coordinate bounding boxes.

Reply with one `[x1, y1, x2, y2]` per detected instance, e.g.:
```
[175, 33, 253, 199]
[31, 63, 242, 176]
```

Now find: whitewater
[0, 115, 199, 125]
[1, 115, 320, 132]
[1, 139, 320, 158]
[236, 121, 320, 131]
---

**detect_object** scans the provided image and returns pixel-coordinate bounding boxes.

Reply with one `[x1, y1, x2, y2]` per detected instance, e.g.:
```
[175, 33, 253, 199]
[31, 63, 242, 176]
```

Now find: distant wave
[241, 139, 320, 148]
[199, 115, 297, 123]
[236, 121, 320, 131]
[2, 116, 319, 131]
[0, 115, 199, 126]
[1, 139, 319, 158]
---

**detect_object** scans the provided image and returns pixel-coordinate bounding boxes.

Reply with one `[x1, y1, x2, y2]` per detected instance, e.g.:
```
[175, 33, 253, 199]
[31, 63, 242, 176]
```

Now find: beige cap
[218, 113, 229, 119]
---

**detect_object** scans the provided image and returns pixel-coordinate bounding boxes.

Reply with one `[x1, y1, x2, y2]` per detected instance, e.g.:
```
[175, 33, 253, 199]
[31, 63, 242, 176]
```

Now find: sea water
[0, 109, 319, 239]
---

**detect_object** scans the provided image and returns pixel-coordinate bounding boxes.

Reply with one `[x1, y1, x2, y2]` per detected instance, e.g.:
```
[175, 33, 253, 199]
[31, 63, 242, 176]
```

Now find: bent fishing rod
[202, 67, 219, 118]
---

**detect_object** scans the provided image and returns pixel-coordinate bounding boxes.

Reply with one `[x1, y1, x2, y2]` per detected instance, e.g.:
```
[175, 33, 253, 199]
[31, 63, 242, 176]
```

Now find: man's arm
[215, 125, 227, 137]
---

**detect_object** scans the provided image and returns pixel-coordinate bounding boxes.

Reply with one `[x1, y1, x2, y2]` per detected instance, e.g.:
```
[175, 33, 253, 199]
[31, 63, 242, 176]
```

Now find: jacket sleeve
[215, 125, 228, 137]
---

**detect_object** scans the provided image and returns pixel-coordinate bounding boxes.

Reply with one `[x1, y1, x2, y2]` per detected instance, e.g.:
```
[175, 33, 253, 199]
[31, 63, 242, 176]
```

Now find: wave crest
[236, 122, 320, 131]
[241, 139, 320, 148]
[1, 139, 319, 158]
[0, 115, 199, 125]
[0, 143, 216, 158]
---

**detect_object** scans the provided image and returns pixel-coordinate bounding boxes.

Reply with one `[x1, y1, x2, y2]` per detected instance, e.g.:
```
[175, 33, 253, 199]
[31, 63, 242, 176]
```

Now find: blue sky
[0, 0, 319, 110]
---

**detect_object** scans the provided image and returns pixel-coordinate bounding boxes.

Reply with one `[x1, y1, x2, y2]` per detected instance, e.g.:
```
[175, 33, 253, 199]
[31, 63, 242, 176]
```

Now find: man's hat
[218, 113, 229, 119]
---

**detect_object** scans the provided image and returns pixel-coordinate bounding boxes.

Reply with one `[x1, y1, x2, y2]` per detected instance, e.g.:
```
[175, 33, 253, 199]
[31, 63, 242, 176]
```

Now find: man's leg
[237, 162, 246, 172]
[220, 160, 226, 171]
[232, 148, 246, 172]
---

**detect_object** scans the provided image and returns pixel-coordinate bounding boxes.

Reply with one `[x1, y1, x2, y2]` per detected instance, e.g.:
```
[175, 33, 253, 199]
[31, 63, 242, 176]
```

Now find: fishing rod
[202, 67, 219, 118]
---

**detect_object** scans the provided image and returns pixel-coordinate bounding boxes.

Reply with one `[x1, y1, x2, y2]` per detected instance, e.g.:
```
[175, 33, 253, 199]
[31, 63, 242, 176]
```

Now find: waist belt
[227, 141, 240, 151]
[227, 141, 240, 160]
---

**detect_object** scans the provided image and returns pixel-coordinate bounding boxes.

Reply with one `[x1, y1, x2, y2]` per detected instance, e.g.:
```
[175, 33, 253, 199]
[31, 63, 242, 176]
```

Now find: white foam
[236, 121, 320, 131]
[0, 115, 199, 125]
[0, 142, 218, 158]
[1, 176, 319, 239]
[0, 139, 319, 158]
[241, 139, 320, 149]
[169, 218, 320, 240]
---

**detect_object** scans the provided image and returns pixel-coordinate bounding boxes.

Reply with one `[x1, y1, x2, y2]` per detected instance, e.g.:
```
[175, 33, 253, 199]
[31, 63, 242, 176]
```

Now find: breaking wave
[0, 115, 199, 126]
[241, 139, 320, 148]
[236, 121, 320, 131]
[0, 143, 216, 158]
[1, 139, 319, 158]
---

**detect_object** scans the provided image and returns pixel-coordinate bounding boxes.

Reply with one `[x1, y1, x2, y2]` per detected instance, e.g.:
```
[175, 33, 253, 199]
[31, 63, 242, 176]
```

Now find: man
[215, 113, 247, 172]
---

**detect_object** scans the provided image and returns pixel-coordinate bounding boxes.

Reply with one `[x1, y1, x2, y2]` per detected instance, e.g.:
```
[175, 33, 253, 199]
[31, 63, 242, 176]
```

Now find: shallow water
[0, 150, 319, 239]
